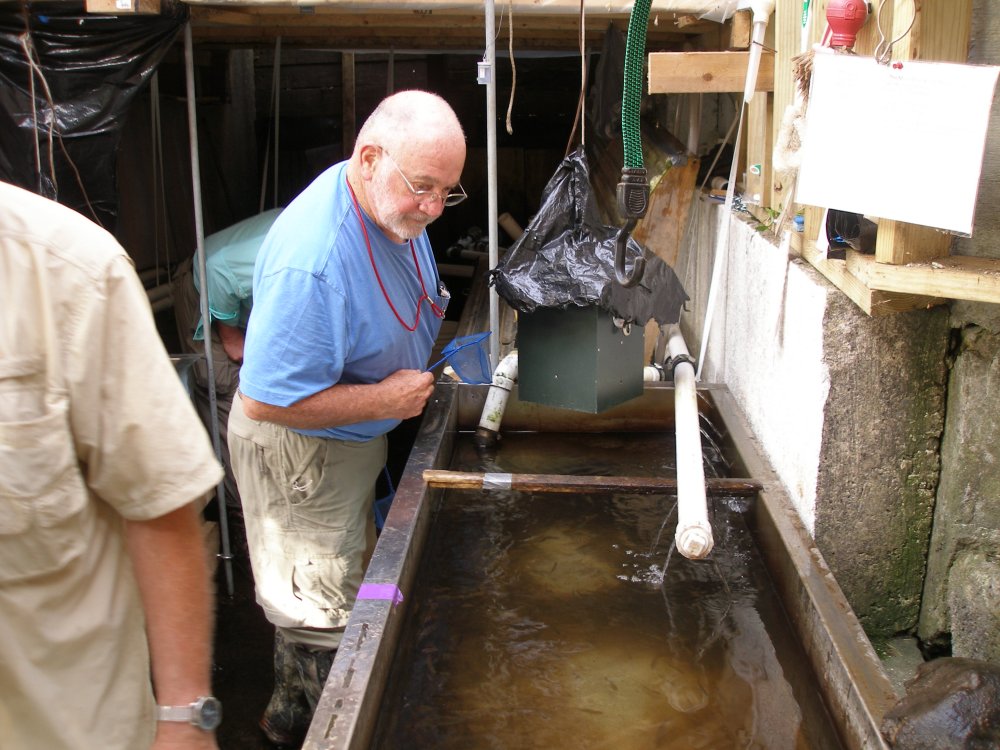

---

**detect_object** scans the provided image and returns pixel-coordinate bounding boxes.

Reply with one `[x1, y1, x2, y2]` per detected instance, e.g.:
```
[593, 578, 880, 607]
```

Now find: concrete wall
[916, 0, 1000, 661]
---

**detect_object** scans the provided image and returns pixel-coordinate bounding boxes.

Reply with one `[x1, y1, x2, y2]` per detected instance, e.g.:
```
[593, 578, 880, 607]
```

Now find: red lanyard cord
[347, 178, 445, 332]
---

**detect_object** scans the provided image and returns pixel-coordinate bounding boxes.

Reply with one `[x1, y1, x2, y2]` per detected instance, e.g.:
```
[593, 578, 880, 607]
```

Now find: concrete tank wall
[676, 203, 949, 644]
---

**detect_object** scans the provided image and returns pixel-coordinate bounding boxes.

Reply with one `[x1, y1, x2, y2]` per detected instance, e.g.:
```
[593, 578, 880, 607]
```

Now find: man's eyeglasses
[381, 149, 467, 207]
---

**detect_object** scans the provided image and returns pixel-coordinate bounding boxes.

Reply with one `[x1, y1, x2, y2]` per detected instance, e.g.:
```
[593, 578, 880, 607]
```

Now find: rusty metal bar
[422, 469, 763, 495]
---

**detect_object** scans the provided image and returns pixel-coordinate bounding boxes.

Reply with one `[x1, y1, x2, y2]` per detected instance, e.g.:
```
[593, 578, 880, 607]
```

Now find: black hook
[614, 219, 645, 288]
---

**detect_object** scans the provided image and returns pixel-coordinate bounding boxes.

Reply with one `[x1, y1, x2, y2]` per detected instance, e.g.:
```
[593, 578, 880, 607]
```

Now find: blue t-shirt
[239, 161, 448, 442]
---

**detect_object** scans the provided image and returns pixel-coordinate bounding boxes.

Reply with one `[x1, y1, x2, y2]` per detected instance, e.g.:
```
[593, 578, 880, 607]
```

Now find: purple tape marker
[356, 583, 404, 606]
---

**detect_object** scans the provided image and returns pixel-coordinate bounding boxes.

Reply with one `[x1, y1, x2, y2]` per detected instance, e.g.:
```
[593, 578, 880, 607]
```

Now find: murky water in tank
[373, 432, 843, 750]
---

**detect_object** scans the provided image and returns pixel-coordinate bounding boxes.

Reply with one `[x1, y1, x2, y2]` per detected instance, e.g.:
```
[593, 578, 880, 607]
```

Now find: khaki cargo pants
[228, 392, 382, 649]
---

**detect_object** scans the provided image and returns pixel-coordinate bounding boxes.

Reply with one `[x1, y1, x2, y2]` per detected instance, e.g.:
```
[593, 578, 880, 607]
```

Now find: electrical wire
[17, 20, 98, 224]
[505, 0, 515, 136]
[563, 0, 587, 158]
[19, 33, 50, 196]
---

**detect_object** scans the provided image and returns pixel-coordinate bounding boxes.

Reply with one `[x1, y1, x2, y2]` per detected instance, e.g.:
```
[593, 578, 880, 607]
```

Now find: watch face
[195, 697, 223, 731]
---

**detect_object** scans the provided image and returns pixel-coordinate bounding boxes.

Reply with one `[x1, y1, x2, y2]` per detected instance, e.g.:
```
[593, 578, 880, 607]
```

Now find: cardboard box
[85, 0, 161, 15]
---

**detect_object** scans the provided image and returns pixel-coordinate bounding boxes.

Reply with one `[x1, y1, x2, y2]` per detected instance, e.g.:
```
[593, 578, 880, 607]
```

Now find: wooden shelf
[701, 0, 995, 315]
[790, 231, 1000, 314]
[846, 252, 1000, 305]
[790, 232, 945, 316]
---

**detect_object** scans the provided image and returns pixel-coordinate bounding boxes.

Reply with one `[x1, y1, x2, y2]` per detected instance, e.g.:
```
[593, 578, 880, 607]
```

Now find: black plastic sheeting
[0, 1, 186, 231]
[491, 148, 688, 327]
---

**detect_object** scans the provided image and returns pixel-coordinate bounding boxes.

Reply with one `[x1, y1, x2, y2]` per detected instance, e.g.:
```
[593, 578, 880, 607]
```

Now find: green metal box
[517, 306, 644, 413]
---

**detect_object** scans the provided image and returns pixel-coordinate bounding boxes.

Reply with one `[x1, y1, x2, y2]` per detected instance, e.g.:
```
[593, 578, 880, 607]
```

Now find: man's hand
[216, 322, 245, 363]
[376, 369, 436, 420]
[125, 504, 217, 750]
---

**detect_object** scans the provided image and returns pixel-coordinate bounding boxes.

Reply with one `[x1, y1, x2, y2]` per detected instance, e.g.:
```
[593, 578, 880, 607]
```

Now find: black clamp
[666, 352, 697, 377]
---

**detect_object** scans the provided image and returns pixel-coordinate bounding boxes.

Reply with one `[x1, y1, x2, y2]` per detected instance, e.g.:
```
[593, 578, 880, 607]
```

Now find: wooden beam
[632, 156, 700, 268]
[341, 52, 355, 155]
[745, 91, 772, 207]
[183, 0, 718, 19]
[846, 252, 1000, 305]
[727, 8, 751, 50]
[768, 0, 803, 212]
[875, 220, 953, 266]
[189, 21, 686, 52]
[194, 8, 620, 31]
[648, 51, 775, 93]
[423, 469, 764, 496]
[190, 27, 628, 51]
[792, 234, 945, 316]
[187, 5, 704, 50]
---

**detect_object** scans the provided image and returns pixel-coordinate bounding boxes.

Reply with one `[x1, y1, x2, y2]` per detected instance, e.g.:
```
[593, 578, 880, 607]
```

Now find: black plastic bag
[491, 148, 688, 326]
[0, 1, 186, 230]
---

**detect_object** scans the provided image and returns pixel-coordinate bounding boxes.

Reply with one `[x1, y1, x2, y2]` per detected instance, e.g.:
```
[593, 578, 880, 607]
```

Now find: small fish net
[428, 331, 492, 384]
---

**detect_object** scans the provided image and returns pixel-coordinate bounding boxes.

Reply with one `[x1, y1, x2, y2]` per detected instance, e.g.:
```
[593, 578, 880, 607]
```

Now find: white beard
[369, 165, 432, 241]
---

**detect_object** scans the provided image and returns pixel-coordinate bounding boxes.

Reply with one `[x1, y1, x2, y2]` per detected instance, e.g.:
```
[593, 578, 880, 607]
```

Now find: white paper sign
[796, 52, 999, 236]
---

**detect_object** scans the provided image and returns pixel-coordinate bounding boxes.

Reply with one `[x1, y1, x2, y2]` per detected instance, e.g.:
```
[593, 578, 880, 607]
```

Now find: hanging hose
[615, 0, 651, 288]
[621, 0, 648, 172]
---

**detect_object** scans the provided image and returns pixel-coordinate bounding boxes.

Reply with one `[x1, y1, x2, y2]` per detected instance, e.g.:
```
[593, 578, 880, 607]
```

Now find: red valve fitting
[826, 0, 869, 49]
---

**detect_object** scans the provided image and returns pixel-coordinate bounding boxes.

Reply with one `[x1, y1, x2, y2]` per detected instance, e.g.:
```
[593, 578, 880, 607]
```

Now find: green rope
[622, 0, 651, 170]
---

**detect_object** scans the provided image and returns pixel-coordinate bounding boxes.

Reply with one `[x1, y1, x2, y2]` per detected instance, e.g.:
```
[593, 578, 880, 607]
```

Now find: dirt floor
[211, 512, 278, 750]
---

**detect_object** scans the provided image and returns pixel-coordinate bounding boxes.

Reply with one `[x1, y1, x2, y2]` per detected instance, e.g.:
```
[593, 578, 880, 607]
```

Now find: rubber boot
[259, 631, 312, 748]
[294, 643, 336, 713]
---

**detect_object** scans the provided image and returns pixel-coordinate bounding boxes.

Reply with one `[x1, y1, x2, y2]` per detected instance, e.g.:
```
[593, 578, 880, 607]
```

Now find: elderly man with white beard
[227, 89, 467, 747]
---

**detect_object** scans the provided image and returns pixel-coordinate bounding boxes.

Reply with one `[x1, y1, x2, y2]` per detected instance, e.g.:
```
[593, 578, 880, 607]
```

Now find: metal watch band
[156, 704, 194, 722]
[155, 696, 222, 731]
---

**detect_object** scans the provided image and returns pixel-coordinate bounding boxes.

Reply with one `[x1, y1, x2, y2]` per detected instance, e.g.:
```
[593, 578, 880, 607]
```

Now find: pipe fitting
[475, 350, 519, 451]
[676, 522, 714, 560]
[643, 363, 667, 382]
[665, 352, 696, 378]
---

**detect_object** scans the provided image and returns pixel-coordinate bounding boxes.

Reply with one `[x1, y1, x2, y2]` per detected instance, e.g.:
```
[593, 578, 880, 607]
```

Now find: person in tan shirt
[0, 180, 224, 750]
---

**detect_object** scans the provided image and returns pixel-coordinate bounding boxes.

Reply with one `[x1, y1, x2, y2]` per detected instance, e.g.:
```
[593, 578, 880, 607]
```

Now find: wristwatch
[156, 696, 223, 731]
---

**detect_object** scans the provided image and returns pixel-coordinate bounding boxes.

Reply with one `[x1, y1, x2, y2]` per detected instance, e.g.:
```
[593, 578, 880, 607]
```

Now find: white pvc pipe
[742, 19, 769, 105]
[497, 211, 523, 241]
[476, 350, 519, 440]
[667, 325, 714, 560]
[643, 364, 668, 382]
[145, 282, 173, 304]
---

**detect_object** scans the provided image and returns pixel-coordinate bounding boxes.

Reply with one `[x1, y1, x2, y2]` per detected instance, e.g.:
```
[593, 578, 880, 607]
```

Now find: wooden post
[745, 92, 773, 208]
[745, 14, 775, 209]
[770, 0, 804, 211]
[342, 52, 356, 157]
